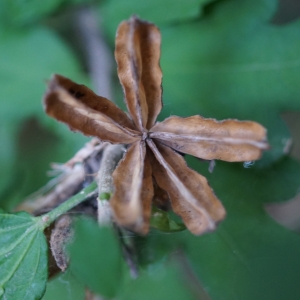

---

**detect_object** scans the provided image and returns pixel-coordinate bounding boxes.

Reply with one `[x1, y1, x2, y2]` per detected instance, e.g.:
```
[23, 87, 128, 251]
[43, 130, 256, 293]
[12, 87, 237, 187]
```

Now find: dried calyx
[43, 16, 268, 235]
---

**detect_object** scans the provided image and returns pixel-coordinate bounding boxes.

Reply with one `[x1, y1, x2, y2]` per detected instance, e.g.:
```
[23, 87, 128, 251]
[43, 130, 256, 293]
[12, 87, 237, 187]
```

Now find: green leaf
[0, 25, 89, 148]
[0, 123, 18, 198]
[68, 218, 122, 298]
[100, 0, 216, 39]
[183, 157, 300, 300]
[43, 269, 85, 300]
[0, 0, 62, 27]
[0, 26, 89, 206]
[0, 210, 48, 300]
[0, 27, 86, 124]
[119, 265, 195, 300]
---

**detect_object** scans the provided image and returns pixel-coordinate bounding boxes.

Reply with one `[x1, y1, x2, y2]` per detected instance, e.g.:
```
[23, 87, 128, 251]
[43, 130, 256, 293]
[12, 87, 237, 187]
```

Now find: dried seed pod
[50, 215, 74, 271]
[43, 16, 268, 235]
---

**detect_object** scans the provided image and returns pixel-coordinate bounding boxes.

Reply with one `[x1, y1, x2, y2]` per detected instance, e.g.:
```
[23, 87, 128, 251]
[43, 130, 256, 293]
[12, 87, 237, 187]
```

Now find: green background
[1, 0, 300, 299]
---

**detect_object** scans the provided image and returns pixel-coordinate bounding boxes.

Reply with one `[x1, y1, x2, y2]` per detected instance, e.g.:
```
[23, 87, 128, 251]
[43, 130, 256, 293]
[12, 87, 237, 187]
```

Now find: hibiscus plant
[1, 1, 300, 300]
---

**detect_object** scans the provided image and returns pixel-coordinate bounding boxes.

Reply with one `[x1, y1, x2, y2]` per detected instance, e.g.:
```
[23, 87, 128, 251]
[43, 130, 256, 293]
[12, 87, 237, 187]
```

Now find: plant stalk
[38, 181, 98, 229]
[97, 144, 124, 226]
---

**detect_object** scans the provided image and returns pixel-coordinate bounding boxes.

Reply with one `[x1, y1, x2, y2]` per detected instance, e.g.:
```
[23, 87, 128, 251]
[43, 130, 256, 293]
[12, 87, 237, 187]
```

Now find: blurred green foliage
[0, 24, 89, 210]
[100, 0, 216, 28]
[43, 269, 85, 300]
[68, 218, 123, 298]
[0, 0, 91, 27]
[1, 0, 300, 299]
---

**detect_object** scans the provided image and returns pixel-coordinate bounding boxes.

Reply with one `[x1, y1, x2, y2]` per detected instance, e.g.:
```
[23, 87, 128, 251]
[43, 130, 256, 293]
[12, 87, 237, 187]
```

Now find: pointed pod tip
[189, 211, 226, 236]
[45, 74, 63, 93]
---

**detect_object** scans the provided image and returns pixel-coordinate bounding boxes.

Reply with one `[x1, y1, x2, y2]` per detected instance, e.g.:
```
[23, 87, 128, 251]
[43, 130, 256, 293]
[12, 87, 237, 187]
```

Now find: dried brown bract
[50, 215, 73, 271]
[43, 16, 268, 235]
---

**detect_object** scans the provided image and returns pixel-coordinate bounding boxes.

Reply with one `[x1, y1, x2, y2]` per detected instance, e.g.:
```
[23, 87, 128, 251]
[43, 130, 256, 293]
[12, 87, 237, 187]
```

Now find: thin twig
[75, 7, 114, 99]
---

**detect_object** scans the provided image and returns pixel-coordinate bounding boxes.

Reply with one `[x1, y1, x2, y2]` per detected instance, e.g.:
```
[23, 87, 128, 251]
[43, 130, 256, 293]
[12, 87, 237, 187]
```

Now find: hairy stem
[97, 144, 124, 225]
[39, 182, 98, 229]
